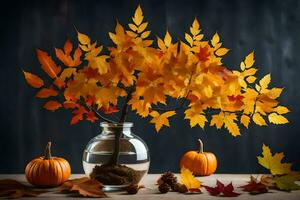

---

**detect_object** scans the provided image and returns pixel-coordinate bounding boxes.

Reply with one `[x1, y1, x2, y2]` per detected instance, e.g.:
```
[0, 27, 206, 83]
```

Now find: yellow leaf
[133, 5, 143, 26]
[255, 84, 261, 92]
[189, 114, 207, 128]
[268, 113, 289, 124]
[126, 30, 137, 38]
[274, 173, 300, 191]
[180, 167, 201, 190]
[150, 111, 176, 132]
[137, 22, 148, 33]
[128, 23, 137, 31]
[259, 74, 271, 90]
[23, 70, 44, 88]
[190, 18, 200, 35]
[244, 51, 255, 68]
[215, 48, 230, 56]
[274, 106, 290, 114]
[241, 114, 250, 128]
[194, 34, 204, 41]
[253, 113, 267, 126]
[157, 37, 166, 51]
[257, 144, 292, 175]
[240, 62, 246, 71]
[211, 33, 220, 47]
[140, 30, 151, 39]
[268, 88, 283, 99]
[223, 113, 240, 137]
[210, 112, 224, 129]
[58, 68, 77, 82]
[185, 33, 193, 47]
[246, 76, 256, 83]
[164, 31, 172, 47]
[77, 31, 90, 45]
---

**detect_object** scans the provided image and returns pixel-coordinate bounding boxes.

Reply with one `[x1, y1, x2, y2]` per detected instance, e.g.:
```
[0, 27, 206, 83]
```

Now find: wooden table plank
[0, 174, 299, 199]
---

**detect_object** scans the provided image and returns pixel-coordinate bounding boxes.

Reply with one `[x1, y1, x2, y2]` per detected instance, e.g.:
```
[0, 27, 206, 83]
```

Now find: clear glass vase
[82, 122, 150, 191]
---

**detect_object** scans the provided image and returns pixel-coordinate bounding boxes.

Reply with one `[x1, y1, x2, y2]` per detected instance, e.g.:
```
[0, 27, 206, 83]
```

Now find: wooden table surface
[1, 174, 300, 199]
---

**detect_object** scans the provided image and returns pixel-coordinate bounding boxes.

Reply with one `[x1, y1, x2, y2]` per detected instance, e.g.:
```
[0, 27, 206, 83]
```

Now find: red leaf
[70, 106, 88, 125]
[23, 70, 44, 88]
[43, 100, 62, 111]
[228, 95, 244, 102]
[239, 176, 268, 194]
[85, 95, 96, 106]
[87, 111, 98, 123]
[204, 180, 240, 197]
[197, 45, 210, 62]
[100, 105, 119, 114]
[188, 188, 202, 193]
[35, 88, 58, 98]
[36, 49, 61, 79]
[63, 101, 78, 109]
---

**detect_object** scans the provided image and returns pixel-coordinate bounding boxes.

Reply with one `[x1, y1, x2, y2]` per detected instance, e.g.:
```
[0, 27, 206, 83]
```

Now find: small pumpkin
[180, 139, 217, 176]
[25, 142, 71, 187]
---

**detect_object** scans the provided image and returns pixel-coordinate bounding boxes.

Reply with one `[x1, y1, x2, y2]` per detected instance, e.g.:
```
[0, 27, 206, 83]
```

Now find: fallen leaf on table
[273, 173, 300, 191]
[0, 179, 45, 198]
[260, 175, 276, 188]
[239, 176, 268, 194]
[257, 144, 292, 175]
[60, 177, 107, 198]
[203, 180, 240, 197]
[180, 167, 201, 192]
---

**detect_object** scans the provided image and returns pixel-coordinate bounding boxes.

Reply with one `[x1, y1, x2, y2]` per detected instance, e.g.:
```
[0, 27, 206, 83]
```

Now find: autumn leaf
[268, 113, 289, 124]
[273, 173, 300, 191]
[185, 108, 207, 128]
[180, 167, 201, 190]
[55, 39, 82, 67]
[60, 177, 107, 198]
[132, 5, 143, 26]
[210, 112, 224, 129]
[190, 18, 200, 36]
[215, 48, 229, 56]
[241, 114, 250, 128]
[239, 176, 268, 194]
[23, 70, 44, 88]
[100, 105, 119, 114]
[223, 113, 240, 137]
[70, 106, 88, 125]
[274, 106, 290, 114]
[211, 33, 220, 47]
[257, 144, 292, 175]
[259, 74, 271, 91]
[164, 31, 172, 47]
[244, 51, 255, 68]
[36, 49, 61, 78]
[35, 88, 58, 98]
[86, 111, 98, 123]
[203, 180, 240, 197]
[0, 179, 45, 198]
[150, 111, 176, 132]
[253, 113, 267, 126]
[43, 100, 62, 111]
[77, 31, 90, 45]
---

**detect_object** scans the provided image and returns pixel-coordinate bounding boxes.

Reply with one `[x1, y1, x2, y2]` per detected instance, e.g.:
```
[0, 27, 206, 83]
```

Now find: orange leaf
[100, 106, 119, 114]
[35, 88, 58, 98]
[43, 100, 62, 111]
[55, 39, 82, 67]
[70, 106, 88, 125]
[63, 101, 77, 109]
[23, 70, 44, 88]
[36, 49, 61, 78]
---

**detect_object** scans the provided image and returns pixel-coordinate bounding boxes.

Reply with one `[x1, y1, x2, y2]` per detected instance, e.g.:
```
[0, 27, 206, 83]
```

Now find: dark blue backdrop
[1, 0, 299, 174]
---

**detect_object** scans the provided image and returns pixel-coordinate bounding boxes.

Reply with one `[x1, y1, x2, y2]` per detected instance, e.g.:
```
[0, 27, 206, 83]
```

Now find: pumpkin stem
[44, 142, 52, 160]
[198, 139, 204, 153]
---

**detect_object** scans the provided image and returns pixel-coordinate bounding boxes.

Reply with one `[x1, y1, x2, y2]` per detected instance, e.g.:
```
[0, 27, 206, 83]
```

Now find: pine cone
[160, 172, 177, 186]
[178, 184, 188, 193]
[126, 184, 139, 194]
[158, 183, 170, 193]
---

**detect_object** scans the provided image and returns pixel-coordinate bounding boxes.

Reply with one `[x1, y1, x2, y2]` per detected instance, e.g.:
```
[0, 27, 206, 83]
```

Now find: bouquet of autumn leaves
[23, 5, 289, 136]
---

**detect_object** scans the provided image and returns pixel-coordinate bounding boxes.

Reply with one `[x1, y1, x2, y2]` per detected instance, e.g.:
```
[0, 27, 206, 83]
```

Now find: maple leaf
[184, 108, 207, 128]
[257, 144, 292, 175]
[60, 177, 107, 198]
[150, 111, 176, 132]
[203, 180, 240, 197]
[273, 173, 300, 191]
[210, 111, 224, 129]
[0, 179, 45, 198]
[55, 39, 82, 67]
[100, 105, 119, 114]
[223, 113, 240, 137]
[239, 176, 268, 194]
[36, 49, 61, 78]
[43, 100, 62, 111]
[22, 70, 44, 88]
[35, 88, 58, 98]
[180, 167, 201, 190]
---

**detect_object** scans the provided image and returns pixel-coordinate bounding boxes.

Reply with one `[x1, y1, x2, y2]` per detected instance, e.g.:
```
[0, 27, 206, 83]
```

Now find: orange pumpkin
[25, 142, 71, 187]
[180, 139, 217, 176]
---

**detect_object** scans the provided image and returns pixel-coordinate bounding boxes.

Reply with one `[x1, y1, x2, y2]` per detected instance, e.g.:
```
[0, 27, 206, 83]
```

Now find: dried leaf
[274, 173, 300, 191]
[23, 70, 44, 88]
[60, 177, 107, 198]
[239, 176, 268, 194]
[0, 179, 45, 198]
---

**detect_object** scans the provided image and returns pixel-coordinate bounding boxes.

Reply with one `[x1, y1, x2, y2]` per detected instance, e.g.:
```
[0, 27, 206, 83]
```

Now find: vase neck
[100, 122, 133, 136]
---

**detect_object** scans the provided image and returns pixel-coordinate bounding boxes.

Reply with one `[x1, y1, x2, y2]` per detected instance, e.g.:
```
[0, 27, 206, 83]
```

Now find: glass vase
[82, 122, 150, 191]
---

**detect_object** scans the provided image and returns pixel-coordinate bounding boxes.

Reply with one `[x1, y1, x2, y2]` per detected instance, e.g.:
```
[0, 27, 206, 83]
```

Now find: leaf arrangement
[23, 5, 289, 136]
